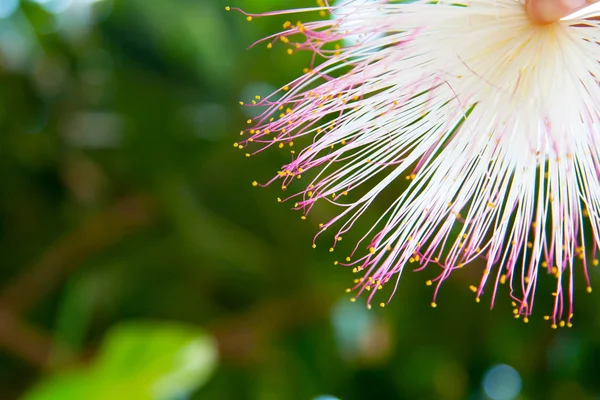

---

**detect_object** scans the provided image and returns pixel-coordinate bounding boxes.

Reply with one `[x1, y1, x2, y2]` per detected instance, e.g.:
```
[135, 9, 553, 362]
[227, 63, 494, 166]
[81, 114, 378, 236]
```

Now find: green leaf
[24, 321, 218, 400]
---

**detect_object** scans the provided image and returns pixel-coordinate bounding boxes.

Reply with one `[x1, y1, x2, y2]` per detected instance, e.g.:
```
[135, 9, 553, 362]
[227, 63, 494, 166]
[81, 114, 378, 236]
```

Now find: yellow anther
[367, 304, 372, 310]
[312, 244, 316, 249]
[287, 49, 294, 55]
[594, 259, 599, 266]
[380, 303, 385, 308]
[543, 315, 549, 320]
[350, 297, 356, 302]
[475, 297, 481, 303]
[500, 274, 506, 284]
[225, 6, 231, 10]
[369, 247, 375, 254]
[329, 247, 334, 252]
[346, 257, 351, 262]
[551, 324, 557, 329]
[334, 261, 338, 265]
[426, 280, 432, 286]
[469, 285, 477, 292]
[246, 16, 253, 21]
[523, 317, 529, 323]
[559, 321, 566, 327]
[587, 286, 593, 293]
[431, 302, 437, 308]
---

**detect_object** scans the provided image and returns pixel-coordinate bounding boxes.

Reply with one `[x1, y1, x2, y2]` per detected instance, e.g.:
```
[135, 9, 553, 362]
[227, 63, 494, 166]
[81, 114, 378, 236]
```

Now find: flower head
[233, 0, 600, 327]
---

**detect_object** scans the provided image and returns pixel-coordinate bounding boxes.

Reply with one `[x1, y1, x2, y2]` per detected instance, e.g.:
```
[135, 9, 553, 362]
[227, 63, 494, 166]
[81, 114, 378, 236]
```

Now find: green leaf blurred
[24, 322, 217, 400]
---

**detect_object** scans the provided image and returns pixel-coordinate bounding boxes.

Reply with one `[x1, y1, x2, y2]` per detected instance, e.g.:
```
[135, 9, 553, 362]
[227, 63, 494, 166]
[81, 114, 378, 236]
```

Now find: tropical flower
[231, 0, 600, 328]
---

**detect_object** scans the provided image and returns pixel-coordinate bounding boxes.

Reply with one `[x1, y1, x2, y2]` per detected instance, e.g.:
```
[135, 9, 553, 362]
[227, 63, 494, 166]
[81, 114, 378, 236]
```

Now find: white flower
[235, 0, 600, 327]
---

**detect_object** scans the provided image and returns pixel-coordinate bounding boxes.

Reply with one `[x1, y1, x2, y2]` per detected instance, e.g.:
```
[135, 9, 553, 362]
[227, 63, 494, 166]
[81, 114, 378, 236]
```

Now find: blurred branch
[0, 307, 53, 369]
[0, 195, 155, 313]
[210, 290, 334, 364]
[0, 196, 155, 368]
[0, 193, 327, 369]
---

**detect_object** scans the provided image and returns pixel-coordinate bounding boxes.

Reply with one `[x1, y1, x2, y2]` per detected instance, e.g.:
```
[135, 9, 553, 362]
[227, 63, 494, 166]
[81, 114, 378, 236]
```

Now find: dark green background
[0, 0, 599, 399]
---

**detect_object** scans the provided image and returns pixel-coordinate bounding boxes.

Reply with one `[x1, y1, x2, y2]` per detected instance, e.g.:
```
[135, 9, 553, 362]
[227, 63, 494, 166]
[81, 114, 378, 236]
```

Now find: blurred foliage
[0, 0, 599, 399]
[25, 321, 217, 400]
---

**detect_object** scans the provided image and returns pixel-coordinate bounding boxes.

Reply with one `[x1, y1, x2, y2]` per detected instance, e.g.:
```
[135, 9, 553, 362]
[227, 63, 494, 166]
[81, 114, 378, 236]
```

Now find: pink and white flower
[232, 0, 600, 328]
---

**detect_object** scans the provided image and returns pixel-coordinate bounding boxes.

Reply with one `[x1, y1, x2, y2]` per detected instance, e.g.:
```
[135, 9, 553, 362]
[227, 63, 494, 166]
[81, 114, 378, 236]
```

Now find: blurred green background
[1, 0, 600, 399]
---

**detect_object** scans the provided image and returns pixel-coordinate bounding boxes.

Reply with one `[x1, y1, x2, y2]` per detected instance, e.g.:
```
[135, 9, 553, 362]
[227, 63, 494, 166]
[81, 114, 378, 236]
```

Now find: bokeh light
[0, 0, 19, 19]
[482, 364, 522, 400]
